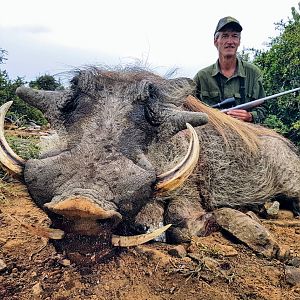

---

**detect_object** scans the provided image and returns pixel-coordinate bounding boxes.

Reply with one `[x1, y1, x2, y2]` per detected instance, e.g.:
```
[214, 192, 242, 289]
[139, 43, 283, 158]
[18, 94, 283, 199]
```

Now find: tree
[0, 48, 8, 64]
[0, 49, 47, 125]
[0, 71, 47, 125]
[29, 74, 63, 91]
[250, 3, 300, 147]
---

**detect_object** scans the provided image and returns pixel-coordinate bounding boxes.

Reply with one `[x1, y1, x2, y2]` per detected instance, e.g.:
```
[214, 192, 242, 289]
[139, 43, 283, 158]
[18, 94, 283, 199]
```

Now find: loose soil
[0, 129, 300, 299]
[1, 181, 300, 300]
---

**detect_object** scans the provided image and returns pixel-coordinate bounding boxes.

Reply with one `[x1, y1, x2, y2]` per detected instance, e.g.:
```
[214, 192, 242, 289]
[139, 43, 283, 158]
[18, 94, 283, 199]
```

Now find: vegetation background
[0, 3, 299, 149]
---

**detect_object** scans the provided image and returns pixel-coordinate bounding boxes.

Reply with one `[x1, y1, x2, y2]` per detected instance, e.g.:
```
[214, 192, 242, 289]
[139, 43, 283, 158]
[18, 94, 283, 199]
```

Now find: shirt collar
[211, 60, 220, 77]
[212, 57, 246, 78]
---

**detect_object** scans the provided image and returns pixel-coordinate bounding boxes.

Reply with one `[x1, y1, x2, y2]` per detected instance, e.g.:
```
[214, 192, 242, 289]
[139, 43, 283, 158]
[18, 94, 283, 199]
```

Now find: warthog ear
[144, 97, 208, 132]
[138, 77, 195, 104]
[141, 77, 208, 132]
[71, 70, 100, 94]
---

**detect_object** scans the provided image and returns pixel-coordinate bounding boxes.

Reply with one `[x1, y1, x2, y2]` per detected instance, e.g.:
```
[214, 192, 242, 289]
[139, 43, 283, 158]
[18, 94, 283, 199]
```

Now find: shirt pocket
[245, 82, 260, 100]
[201, 90, 220, 105]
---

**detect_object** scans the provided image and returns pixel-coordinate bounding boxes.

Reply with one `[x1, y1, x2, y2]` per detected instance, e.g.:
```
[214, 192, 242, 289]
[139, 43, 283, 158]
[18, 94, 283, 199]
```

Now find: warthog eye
[61, 94, 80, 117]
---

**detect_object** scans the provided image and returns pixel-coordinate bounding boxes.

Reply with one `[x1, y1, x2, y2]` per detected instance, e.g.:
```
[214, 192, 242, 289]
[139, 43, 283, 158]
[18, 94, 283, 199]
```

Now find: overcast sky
[1, 0, 299, 83]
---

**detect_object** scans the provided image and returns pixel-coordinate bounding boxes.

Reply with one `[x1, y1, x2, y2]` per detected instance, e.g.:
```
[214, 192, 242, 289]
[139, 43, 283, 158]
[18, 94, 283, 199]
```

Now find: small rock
[295, 228, 300, 234]
[32, 282, 43, 297]
[285, 266, 300, 286]
[264, 201, 280, 217]
[168, 245, 187, 258]
[28, 122, 41, 130]
[61, 259, 71, 266]
[0, 259, 7, 271]
[214, 208, 279, 258]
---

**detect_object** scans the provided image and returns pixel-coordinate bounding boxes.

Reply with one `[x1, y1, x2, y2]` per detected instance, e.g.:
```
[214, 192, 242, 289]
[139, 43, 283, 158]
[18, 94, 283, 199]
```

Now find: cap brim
[220, 22, 242, 32]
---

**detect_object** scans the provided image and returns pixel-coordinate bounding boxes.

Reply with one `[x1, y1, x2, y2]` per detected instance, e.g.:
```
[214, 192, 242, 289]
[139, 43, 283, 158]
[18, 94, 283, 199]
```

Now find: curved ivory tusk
[111, 224, 172, 247]
[0, 101, 25, 175]
[155, 123, 200, 194]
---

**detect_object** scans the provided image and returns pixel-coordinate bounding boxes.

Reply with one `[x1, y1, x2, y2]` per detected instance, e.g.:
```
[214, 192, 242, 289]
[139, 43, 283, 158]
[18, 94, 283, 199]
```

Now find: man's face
[214, 29, 241, 57]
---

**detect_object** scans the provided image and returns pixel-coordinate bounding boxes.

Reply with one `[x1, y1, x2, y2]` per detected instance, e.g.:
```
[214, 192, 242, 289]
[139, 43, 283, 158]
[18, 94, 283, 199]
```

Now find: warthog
[1, 67, 300, 243]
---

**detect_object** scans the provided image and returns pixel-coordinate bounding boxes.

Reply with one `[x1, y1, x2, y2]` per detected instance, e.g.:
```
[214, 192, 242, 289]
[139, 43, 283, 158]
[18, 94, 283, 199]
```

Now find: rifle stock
[221, 87, 300, 113]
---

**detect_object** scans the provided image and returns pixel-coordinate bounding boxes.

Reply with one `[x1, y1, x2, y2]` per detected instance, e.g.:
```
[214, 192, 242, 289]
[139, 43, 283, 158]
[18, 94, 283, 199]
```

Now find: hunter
[193, 16, 267, 123]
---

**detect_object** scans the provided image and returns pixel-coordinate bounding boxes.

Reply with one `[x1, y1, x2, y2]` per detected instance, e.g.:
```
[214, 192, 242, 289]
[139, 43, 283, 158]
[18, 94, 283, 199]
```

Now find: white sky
[1, 0, 299, 82]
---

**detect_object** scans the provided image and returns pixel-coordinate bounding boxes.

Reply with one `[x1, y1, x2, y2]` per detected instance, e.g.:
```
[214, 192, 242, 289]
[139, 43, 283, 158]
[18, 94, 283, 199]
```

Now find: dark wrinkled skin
[15, 67, 300, 243]
[16, 67, 209, 242]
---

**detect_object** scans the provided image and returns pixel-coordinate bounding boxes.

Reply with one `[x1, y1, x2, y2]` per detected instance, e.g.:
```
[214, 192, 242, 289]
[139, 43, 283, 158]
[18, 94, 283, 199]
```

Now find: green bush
[250, 3, 300, 150]
[0, 71, 48, 126]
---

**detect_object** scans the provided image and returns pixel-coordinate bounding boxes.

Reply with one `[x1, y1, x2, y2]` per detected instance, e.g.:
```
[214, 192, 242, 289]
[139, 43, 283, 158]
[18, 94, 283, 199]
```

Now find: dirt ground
[0, 127, 299, 299]
[0, 180, 300, 300]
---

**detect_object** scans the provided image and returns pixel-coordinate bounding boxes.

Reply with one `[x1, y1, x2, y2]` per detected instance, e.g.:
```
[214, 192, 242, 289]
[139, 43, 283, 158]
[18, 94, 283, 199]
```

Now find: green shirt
[193, 58, 267, 123]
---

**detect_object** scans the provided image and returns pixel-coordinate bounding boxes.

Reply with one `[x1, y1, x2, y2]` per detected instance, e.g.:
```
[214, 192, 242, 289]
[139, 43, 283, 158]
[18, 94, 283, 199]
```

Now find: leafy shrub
[250, 3, 300, 150]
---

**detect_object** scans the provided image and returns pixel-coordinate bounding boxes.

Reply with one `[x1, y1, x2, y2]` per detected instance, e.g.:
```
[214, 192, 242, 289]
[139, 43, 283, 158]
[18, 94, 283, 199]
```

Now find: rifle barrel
[221, 87, 300, 112]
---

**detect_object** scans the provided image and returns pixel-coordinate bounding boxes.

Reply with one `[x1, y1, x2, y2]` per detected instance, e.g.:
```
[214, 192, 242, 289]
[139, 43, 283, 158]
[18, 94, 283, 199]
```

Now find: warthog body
[10, 67, 300, 242]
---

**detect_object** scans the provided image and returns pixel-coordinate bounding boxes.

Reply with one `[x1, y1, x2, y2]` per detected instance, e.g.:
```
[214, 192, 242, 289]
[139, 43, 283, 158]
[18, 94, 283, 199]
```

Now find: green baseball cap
[214, 16, 243, 35]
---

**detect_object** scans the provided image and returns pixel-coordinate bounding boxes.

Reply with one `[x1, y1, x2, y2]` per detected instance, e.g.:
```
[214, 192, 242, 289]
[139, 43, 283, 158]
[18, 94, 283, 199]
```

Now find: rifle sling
[215, 74, 245, 102]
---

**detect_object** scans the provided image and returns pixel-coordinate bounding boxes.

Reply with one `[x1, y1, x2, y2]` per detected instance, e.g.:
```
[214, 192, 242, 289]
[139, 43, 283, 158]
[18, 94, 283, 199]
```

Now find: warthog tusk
[0, 101, 25, 175]
[111, 224, 172, 247]
[155, 123, 200, 194]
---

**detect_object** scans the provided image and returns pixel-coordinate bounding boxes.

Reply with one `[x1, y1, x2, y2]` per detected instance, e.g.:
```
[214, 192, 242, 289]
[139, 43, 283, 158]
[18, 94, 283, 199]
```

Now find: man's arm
[193, 73, 202, 99]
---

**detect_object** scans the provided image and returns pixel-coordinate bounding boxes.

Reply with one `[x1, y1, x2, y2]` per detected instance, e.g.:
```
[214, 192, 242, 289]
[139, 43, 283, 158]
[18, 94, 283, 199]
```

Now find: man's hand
[226, 109, 253, 122]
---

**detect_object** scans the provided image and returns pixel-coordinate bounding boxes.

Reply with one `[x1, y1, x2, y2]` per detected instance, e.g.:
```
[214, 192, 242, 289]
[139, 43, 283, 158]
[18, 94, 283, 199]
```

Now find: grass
[6, 134, 41, 160]
[0, 131, 41, 178]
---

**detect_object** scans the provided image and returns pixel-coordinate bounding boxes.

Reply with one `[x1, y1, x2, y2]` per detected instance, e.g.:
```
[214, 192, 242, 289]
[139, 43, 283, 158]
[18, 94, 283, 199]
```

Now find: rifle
[211, 97, 236, 109]
[220, 87, 300, 113]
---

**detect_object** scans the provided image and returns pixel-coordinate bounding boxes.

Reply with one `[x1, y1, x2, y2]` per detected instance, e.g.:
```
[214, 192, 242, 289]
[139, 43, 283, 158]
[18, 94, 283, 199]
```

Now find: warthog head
[0, 67, 208, 242]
